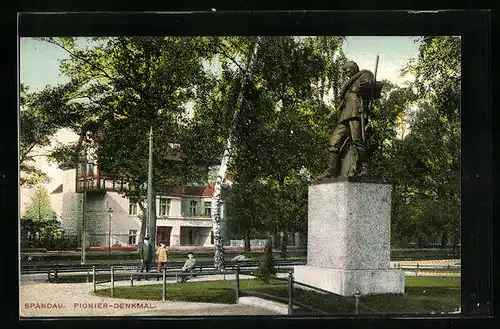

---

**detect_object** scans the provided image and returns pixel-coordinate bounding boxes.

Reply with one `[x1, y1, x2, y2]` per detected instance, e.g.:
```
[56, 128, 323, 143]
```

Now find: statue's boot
[318, 151, 340, 179]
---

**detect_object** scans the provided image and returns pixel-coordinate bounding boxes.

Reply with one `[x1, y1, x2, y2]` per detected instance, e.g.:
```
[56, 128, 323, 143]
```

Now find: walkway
[20, 273, 283, 317]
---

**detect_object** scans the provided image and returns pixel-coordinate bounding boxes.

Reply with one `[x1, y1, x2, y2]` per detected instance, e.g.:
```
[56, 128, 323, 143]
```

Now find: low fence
[393, 263, 461, 277]
[91, 266, 233, 301]
[89, 265, 373, 316]
[236, 268, 376, 315]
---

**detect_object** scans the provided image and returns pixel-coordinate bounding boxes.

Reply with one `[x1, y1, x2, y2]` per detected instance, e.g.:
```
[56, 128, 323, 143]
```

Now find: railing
[393, 263, 461, 276]
[91, 266, 231, 300]
[235, 266, 374, 316]
[22, 259, 307, 277]
[75, 175, 128, 193]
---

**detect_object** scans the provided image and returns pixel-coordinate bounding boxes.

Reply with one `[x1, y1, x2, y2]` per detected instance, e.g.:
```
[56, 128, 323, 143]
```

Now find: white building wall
[50, 192, 64, 221]
[60, 169, 82, 237]
[105, 191, 141, 246]
[84, 192, 108, 246]
[170, 197, 182, 217]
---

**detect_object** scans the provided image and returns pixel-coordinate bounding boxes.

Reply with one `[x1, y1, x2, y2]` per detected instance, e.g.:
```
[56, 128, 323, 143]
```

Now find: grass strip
[93, 276, 460, 314]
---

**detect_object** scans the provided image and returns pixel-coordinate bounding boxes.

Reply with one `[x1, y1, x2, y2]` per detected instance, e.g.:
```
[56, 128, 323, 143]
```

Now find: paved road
[20, 273, 283, 317]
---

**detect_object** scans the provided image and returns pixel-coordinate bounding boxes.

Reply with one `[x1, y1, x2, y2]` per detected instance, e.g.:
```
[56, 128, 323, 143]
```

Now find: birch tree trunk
[212, 37, 262, 271]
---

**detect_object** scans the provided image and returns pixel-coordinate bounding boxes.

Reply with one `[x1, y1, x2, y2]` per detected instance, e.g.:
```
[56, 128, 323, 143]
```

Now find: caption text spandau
[24, 302, 156, 309]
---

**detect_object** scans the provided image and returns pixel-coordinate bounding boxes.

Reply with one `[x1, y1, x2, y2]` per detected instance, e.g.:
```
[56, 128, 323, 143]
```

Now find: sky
[342, 36, 419, 86]
[19, 36, 421, 210]
[20, 36, 420, 92]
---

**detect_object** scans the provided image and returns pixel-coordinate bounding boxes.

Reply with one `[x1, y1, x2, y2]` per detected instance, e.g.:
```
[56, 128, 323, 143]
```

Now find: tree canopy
[21, 36, 461, 251]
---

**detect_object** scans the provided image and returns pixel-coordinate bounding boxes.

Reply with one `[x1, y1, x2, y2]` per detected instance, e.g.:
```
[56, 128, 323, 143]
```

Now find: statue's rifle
[361, 55, 379, 143]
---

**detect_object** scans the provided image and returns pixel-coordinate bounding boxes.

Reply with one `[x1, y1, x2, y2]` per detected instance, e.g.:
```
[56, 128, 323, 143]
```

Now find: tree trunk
[273, 231, 280, 249]
[243, 227, 251, 252]
[212, 37, 262, 272]
[281, 232, 288, 254]
[440, 232, 448, 248]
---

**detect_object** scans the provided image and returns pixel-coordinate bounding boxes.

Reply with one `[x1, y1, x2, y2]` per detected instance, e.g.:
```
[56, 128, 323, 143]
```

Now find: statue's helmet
[343, 61, 360, 77]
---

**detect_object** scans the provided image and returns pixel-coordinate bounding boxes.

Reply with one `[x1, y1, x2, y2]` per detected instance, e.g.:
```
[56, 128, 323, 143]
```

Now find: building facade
[52, 160, 229, 248]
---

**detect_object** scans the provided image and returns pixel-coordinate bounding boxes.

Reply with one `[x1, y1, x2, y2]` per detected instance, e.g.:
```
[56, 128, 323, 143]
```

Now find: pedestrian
[138, 236, 153, 280]
[177, 253, 197, 283]
[156, 242, 168, 280]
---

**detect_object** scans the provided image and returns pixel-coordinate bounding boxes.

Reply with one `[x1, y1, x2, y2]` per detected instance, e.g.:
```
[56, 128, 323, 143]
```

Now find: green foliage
[20, 217, 79, 250]
[221, 37, 344, 244]
[20, 82, 80, 187]
[256, 240, 276, 283]
[371, 36, 461, 247]
[23, 186, 56, 222]
[21, 185, 77, 250]
[38, 37, 217, 241]
[25, 35, 460, 251]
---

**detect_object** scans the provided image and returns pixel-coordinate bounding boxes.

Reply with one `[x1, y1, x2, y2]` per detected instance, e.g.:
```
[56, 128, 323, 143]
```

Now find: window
[189, 200, 198, 216]
[188, 230, 193, 245]
[87, 161, 94, 176]
[129, 202, 138, 215]
[159, 198, 171, 217]
[204, 201, 212, 217]
[128, 230, 137, 245]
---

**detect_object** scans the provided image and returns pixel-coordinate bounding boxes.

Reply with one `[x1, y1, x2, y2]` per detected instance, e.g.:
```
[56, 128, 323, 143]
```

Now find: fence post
[92, 266, 96, 293]
[288, 271, 294, 315]
[354, 290, 361, 315]
[110, 266, 114, 297]
[162, 268, 166, 302]
[234, 265, 240, 303]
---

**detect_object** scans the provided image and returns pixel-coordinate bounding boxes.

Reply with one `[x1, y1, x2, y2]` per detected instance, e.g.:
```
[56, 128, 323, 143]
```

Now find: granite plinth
[294, 180, 404, 296]
[294, 265, 405, 296]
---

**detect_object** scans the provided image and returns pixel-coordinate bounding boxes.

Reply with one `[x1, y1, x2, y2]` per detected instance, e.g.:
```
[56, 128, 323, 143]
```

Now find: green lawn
[93, 276, 460, 315]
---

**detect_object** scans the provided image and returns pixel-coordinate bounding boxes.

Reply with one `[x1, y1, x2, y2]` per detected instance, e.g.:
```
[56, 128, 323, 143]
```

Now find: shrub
[256, 240, 276, 283]
[20, 217, 79, 250]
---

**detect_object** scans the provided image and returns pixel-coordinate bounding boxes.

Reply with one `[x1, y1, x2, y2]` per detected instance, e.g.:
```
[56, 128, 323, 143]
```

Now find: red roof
[202, 184, 214, 197]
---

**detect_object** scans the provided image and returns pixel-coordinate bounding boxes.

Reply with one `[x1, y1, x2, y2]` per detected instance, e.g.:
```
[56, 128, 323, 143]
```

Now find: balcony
[76, 174, 129, 193]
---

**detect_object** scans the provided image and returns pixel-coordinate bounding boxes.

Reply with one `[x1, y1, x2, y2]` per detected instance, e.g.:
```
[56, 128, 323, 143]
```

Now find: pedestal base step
[294, 265, 405, 296]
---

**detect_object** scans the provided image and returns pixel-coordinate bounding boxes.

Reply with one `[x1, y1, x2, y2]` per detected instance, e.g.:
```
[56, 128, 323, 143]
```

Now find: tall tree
[20, 82, 81, 187]
[220, 36, 345, 250]
[373, 36, 461, 247]
[23, 186, 56, 222]
[43, 36, 213, 243]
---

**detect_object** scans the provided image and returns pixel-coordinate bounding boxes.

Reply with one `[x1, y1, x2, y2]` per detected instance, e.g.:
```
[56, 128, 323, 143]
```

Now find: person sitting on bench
[177, 253, 196, 282]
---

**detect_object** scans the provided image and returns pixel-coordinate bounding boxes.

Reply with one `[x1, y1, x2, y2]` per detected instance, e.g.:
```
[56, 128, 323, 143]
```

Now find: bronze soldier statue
[320, 60, 379, 179]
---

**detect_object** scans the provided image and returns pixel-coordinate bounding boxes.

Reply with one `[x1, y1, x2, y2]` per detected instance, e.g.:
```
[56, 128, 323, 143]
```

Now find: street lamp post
[107, 207, 113, 254]
[147, 109, 161, 250]
[81, 150, 88, 265]
[147, 124, 155, 248]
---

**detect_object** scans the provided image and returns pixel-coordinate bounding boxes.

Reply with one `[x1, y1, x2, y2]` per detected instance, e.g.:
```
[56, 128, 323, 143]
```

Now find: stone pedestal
[294, 179, 405, 296]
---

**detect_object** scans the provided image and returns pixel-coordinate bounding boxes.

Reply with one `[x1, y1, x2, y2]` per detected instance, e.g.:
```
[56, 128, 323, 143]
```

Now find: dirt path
[20, 276, 280, 317]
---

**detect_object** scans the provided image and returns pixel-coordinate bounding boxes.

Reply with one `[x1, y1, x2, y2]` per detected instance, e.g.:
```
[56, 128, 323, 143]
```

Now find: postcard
[19, 14, 465, 318]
